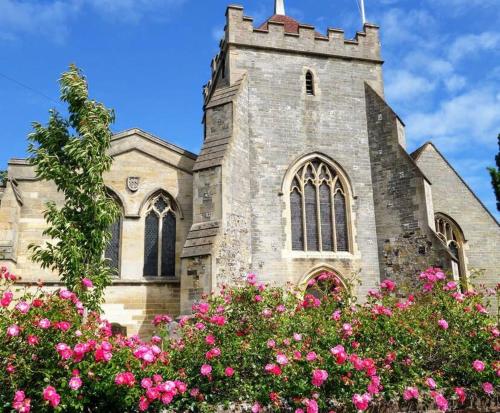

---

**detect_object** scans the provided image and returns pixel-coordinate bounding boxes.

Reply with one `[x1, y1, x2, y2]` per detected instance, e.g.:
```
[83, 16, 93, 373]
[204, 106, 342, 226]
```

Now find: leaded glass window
[306, 71, 315, 95]
[143, 193, 177, 277]
[105, 217, 122, 275]
[434, 213, 466, 284]
[289, 158, 350, 252]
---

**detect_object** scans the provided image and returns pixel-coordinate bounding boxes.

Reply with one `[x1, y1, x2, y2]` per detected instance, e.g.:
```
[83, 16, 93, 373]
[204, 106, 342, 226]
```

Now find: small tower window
[305, 71, 315, 95]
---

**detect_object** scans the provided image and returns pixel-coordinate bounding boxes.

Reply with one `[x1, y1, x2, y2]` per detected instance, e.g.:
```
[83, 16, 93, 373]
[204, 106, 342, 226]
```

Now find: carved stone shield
[127, 177, 140, 192]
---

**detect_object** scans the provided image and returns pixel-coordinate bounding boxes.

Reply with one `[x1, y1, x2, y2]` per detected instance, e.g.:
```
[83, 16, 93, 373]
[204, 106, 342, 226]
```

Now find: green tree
[488, 134, 500, 211]
[28, 65, 119, 311]
[0, 170, 6, 186]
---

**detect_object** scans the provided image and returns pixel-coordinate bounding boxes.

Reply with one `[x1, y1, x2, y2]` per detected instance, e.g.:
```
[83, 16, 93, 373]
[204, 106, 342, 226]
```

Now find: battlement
[225, 4, 382, 63]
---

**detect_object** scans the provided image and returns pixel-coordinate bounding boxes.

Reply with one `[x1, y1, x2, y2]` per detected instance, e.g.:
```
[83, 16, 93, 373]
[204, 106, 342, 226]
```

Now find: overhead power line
[0, 71, 60, 106]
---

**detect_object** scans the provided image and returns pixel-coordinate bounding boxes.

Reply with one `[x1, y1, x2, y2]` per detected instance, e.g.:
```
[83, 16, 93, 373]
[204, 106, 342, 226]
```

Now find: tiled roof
[259, 14, 301, 33]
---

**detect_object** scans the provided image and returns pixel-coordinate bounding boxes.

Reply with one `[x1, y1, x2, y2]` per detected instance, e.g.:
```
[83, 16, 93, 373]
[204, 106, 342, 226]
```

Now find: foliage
[0, 170, 7, 187]
[488, 134, 500, 211]
[27, 65, 119, 311]
[0, 266, 498, 413]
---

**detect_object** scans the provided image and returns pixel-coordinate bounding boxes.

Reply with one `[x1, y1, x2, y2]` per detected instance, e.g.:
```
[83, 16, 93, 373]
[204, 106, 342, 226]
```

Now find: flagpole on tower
[275, 0, 285, 15]
[360, 0, 366, 25]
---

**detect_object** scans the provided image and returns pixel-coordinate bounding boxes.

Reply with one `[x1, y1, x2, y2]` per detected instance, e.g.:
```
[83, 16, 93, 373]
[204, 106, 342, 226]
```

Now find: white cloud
[0, 0, 81, 43]
[406, 88, 500, 150]
[86, 0, 186, 23]
[377, 8, 437, 46]
[385, 70, 436, 103]
[448, 32, 500, 62]
[444, 75, 467, 93]
[0, 0, 186, 42]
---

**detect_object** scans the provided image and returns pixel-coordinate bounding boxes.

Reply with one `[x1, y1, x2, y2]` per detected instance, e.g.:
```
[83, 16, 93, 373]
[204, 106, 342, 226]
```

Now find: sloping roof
[412, 141, 499, 226]
[258, 15, 324, 37]
[112, 128, 197, 160]
[194, 77, 245, 172]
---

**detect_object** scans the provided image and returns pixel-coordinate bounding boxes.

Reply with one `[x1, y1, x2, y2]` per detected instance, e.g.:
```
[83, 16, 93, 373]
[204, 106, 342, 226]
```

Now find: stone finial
[275, 0, 285, 15]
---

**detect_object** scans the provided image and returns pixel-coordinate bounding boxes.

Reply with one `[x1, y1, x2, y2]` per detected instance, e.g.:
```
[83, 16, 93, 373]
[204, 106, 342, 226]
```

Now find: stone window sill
[284, 251, 356, 260]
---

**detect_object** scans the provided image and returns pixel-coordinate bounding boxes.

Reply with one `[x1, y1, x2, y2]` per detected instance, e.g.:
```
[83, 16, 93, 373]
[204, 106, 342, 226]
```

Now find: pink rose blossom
[304, 399, 319, 413]
[15, 301, 30, 314]
[438, 319, 449, 330]
[403, 387, 419, 401]
[205, 334, 216, 345]
[331, 310, 341, 321]
[114, 372, 136, 387]
[433, 393, 448, 412]
[276, 353, 288, 365]
[42, 386, 61, 408]
[1, 291, 13, 307]
[352, 393, 371, 411]
[7, 324, 20, 337]
[200, 364, 212, 376]
[482, 382, 493, 394]
[426, 377, 437, 389]
[225, 367, 235, 377]
[251, 402, 262, 413]
[380, 279, 396, 292]
[69, 376, 82, 391]
[267, 339, 276, 348]
[455, 387, 466, 404]
[38, 319, 51, 329]
[293, 333, 302, 341]
[82, 278, 93, 288]
[264, 363, 282, 376]
[311, 369, 328, 387]
[472, 360, 485, 372]
[306, 352, 317, 362]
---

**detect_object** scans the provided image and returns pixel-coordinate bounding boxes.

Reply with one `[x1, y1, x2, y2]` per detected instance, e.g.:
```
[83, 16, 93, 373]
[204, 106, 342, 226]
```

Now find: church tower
[180, 1, 386, 311]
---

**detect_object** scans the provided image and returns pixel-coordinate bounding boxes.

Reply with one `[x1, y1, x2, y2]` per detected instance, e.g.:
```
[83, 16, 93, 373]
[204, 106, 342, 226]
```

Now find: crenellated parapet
[225, 4, 382, 63]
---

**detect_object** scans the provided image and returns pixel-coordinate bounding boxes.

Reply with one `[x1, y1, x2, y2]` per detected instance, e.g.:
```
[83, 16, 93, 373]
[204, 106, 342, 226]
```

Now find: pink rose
[7, 324, 20, 337]
[438, 319, 449, 330]
[225, 367, 235, 377]
[403, 387, 419, 401]
[482, 382, 494, 394]
[472, 360, 485, 372]
[15, 301, 30, 314]
[38, 318, 51, 329]
[306, 352, 317, 362]
[311, 369, 328, 387]
[82, 278, 93, 288]
[276, 353, 288, 365]
[1, 291, 13, 307]
[205, 335, 216, 346]
[69, 376, 82, 391]
[42, 386, 61, 408]
[433, 393, 448, 412]
[352, 393, 371, 411]
[426, 377, 437, 389]
[251, 402, 261, 413]
[455, 387, 466, 404]
[200, 364, 212, 376]
[380, 279, 396, 292]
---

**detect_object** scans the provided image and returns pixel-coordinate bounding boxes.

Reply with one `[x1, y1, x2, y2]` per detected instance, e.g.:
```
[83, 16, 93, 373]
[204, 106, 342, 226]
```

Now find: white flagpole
[360, 0, 366, 24]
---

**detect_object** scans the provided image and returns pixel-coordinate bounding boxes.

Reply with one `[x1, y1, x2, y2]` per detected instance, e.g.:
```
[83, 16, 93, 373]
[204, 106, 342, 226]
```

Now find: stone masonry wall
[222, 7, 385, 297]
[414, 144, 500, 306]
[365, 85, 452, 285]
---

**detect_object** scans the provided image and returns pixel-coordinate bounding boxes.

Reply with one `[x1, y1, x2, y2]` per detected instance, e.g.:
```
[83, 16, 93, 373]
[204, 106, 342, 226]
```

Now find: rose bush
[0, 266, 498, 412]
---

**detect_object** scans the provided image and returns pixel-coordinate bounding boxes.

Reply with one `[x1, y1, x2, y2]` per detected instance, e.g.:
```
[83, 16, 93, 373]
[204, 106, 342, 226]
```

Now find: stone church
[0, 1, 498, 336]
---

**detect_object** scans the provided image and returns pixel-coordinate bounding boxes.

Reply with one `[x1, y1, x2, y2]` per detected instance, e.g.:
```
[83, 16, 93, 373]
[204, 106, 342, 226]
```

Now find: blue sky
[0, 0, 499, 219]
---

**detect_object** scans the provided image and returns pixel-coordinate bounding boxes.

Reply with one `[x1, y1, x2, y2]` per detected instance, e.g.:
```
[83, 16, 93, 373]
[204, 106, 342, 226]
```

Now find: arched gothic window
[143, 193, 177, 277]
[290, 158, 350, 252]
[435, 213, 466, 284]
[105, 191, 123, 277]
[305, 71, 315, 95]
